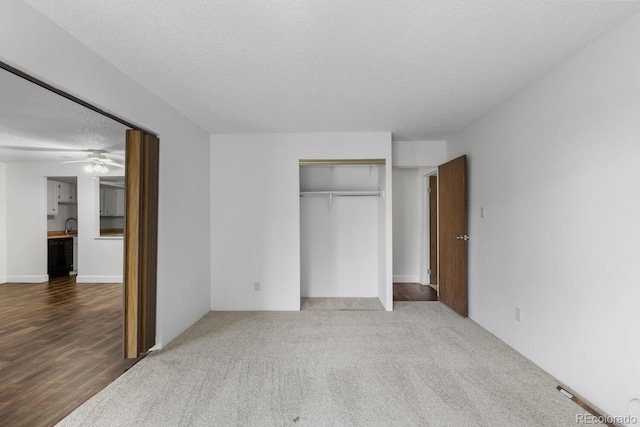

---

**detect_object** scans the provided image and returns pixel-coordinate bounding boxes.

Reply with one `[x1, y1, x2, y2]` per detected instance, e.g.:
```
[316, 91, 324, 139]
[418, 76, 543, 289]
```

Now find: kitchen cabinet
[47, 180, 59, 215]
[47, 180, 76, 215]
[57, 182, 76, 203]
[101, 188, 116, 216]
[100, 187, 125, 217]
[115, 189, 125, 216]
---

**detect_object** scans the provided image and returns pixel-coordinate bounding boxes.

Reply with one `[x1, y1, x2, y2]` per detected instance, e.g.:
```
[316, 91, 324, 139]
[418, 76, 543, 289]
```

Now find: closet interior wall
[300, 163, 382, 298]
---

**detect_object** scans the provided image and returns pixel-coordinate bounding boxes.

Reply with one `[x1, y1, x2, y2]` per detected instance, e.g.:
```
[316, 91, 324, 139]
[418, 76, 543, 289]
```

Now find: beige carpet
[57, 302, 597, 426]
[301, 297, 384, 310]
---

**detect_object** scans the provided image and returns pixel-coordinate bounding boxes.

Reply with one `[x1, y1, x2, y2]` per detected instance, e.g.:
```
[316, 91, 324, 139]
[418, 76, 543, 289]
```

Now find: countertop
[47, 231, 77, 240]
[100, 228, 124, 237]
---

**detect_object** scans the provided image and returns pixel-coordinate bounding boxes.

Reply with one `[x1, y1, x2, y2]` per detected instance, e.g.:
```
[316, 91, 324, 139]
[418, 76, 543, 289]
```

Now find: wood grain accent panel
[124, 130, 142, 359]
[140, 134, 159, 353]
[124, 129, 159, 358]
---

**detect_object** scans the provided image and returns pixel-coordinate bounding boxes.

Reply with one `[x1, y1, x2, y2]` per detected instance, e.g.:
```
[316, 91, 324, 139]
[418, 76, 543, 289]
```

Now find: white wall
[75, 171, 123, 282]
[5, 163, 123, 282]
[392, 168, 421, 283]
[301, 197, 379, 297]
[100, 217, 125, 229]
[211, 133, 393, 310]
[392, 140, 446, 167]
[0, 0, 211, 348]
[47, 202, 78, 232]
[447, 12, 640, 421]
[0, 162, 6, 283]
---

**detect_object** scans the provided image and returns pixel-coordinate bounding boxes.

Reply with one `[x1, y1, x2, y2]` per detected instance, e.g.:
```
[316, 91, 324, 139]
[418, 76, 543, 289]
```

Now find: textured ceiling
[20, 1, 640, 140]
[0, 67, 127, 163]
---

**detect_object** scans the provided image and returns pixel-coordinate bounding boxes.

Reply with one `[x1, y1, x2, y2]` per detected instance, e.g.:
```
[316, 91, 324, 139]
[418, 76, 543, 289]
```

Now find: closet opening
[299, 159, 387, 311]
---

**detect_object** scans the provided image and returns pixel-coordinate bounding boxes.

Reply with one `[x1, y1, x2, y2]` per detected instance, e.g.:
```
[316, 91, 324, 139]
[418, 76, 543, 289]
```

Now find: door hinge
[428, 187, 431, 193]
[427, 268, 432, 275]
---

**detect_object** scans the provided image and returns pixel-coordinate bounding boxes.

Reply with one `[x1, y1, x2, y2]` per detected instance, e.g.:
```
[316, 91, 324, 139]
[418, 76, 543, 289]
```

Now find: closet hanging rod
[300, 191, 382, 197]
[299, 159, 385, 166]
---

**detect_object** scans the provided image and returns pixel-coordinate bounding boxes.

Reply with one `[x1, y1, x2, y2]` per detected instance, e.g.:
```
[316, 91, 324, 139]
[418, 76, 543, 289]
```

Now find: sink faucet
[65, 217, 77, 235]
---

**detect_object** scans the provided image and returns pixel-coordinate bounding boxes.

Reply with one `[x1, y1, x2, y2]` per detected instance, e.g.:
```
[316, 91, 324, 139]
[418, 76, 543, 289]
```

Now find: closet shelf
[300, 191, 382, 198]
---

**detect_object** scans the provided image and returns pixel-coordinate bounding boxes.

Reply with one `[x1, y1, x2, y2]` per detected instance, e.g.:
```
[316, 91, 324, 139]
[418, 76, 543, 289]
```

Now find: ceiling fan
[61, 150, 124, 172]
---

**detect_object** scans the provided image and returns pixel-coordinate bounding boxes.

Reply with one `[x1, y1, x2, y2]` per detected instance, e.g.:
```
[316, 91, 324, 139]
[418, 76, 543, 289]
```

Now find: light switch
[481, 207, 486, 218]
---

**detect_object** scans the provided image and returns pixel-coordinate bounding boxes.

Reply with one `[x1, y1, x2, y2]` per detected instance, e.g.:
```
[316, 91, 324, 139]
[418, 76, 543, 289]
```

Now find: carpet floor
[301, 297, 384, 311]
[57, 302, 596, 426]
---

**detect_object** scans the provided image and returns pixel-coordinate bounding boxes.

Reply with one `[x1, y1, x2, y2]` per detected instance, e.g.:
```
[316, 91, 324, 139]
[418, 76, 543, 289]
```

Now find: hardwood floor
[393, 282, 439, 301]
[0, 276, 138, 427]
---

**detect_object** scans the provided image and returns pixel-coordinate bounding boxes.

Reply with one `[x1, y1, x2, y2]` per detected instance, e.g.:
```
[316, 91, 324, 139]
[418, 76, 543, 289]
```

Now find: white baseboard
[6, 274, 49, 283]
[75, 275, 123, 283]
[393, 275, 420, 283]
[300, 292, 379, 298]
[0, 276, 6, 284]
[149, 337, 163, 351]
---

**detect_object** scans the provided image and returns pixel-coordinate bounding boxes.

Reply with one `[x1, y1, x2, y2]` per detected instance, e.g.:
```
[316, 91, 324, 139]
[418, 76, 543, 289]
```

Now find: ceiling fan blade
[103, 159, 125, 168]
[2, 146, 88, 153]
[100, 181, 125, 188]
[60, 159, 91, 164]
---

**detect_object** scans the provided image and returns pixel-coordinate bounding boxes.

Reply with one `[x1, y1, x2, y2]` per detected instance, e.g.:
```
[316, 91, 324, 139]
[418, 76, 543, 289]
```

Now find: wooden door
[437, 155, 468, 316]
[429, 175, 438, 285]
[124, 130, 159, 358]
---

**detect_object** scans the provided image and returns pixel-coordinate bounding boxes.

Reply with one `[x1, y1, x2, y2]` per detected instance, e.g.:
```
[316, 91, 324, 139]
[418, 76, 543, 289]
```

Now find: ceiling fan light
[92, 162, 108, 173]
[84, 164, 94, 172]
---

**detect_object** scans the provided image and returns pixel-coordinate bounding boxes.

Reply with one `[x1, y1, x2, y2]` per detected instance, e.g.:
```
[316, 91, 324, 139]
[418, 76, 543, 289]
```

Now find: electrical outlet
[254, 282, 260, 291]
[515, 307, 521, 322]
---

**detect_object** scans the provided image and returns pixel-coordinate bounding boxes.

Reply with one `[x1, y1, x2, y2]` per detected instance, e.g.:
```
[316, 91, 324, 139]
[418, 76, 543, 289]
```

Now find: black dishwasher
[48, 237, 73, 278]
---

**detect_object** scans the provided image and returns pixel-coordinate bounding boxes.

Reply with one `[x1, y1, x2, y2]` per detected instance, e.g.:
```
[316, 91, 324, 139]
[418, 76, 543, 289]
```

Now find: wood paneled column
[124, 130, 159, 358]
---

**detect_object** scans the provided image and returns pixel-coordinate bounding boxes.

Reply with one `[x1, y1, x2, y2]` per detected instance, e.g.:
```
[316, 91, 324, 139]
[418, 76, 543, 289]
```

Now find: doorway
[0, 61, 159, 420]
[390, 157, 468, 314]
[391, 167, 438, 302]
[428, 173, 438, 289]
[46, 176, 79, 278]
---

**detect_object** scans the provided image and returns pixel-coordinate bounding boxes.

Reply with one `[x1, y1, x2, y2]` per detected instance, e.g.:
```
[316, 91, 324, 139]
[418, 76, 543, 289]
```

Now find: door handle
[456, 235, 470, 241]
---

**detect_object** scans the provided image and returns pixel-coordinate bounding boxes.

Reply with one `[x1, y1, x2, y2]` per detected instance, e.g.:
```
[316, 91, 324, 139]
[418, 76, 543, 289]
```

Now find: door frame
[428, 174, 438, 286]
[0, 61, 159, 358]
[419, 170, 438, 288]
